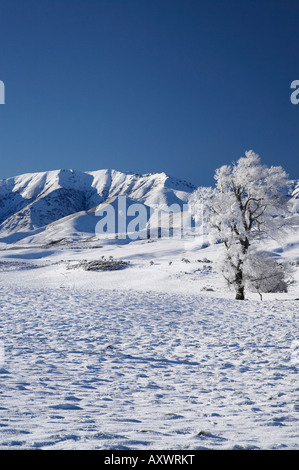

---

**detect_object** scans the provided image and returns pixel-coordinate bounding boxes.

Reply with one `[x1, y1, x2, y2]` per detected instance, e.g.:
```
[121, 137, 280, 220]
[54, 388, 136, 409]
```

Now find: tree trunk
[235, 264, 245, 300]
[235, 285, 245, 300]
[234, 238, 249, 300]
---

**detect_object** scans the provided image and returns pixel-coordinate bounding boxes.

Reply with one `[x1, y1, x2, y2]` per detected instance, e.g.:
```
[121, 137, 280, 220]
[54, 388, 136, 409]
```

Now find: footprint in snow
[197, 430, 227, 441]
[64, 395, 82, 402]
[50, 403, 83, 410]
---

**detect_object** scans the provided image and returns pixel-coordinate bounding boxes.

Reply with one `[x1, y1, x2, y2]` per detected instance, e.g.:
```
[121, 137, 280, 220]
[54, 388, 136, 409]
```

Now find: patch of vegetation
[67, 256, 130, 272]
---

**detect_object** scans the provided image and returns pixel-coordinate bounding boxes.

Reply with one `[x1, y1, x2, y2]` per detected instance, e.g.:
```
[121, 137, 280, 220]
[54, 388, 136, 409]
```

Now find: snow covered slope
[0, 169, 297, 246]
[290, 179, 299, 213]
[0, 169, 195, 243]
[0, 234, 298, 450]
[0, 172, 298, 450]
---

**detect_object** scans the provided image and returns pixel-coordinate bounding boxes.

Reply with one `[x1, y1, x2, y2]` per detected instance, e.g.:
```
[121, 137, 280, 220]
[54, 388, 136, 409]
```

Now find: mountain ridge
[0, 168, 297, 245]
[0, 168, 197, 243]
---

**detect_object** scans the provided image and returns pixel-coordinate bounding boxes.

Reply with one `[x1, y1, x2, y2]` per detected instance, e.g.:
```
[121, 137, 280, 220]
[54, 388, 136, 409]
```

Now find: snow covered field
[0, 235, 298, 450]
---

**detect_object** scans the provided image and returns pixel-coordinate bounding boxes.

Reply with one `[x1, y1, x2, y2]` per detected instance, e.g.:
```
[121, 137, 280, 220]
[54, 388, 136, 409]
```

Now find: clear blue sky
[0, 0, 298, 187]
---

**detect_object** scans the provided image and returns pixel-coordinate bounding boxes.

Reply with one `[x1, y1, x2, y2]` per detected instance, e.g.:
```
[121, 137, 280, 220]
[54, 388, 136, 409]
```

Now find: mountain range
[0, 169, 197, 244]
[0, 168, 298, 246]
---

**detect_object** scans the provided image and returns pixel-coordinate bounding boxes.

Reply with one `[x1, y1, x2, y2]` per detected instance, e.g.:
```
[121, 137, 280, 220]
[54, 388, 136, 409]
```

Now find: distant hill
[0, 169, 196, 244]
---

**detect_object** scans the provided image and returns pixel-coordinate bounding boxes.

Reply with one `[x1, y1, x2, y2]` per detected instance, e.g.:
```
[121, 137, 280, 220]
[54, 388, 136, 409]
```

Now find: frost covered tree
[190, 151, 292, 300]
[242, 250, 291, 300]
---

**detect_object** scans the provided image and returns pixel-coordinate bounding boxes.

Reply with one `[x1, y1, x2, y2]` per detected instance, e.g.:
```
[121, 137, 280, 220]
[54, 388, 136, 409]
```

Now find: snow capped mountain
[0, 168, 297, 246]
[291, 179, 299, 206]
[0, 169, 196, 243]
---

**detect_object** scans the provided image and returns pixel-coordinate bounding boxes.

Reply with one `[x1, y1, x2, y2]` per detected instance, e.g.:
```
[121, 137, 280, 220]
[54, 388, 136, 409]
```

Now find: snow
[0, 167, 298, 450]
[0, 231, 298, 450]
[0, 169, 195, 241]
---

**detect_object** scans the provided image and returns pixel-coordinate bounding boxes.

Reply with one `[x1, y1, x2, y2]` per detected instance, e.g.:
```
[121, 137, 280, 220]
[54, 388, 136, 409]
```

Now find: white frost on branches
[190, 150, 293, 299]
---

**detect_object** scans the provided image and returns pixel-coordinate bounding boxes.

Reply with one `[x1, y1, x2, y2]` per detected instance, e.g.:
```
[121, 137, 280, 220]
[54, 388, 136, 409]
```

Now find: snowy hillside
[0, 234, 298, 450]
[0, 169, 298, 450]
[0, 169, 297, 247]
[290, 179, 299, 213]
[0, 169, 195, 244]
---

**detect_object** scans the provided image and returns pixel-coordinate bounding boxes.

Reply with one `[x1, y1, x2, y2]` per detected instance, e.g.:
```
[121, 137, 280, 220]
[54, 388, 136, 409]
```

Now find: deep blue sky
[0, 0, 298, 187]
